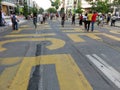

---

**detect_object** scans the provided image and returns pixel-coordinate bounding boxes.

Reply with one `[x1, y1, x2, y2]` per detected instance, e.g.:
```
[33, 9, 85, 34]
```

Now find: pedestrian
[71, 14, 75, 25]
[2, 11, 6, 26]
[61, 13, 65, 27]
[83, 13, 88, 30]
[97, 15, 103, 27]
[11, 12, 19, 30]
[91, 12, 97, 31]
[43, 14, 46, 23]
[79, 14, 83, 26]
[111, 15, 116, 26]
[33, 13, 37, 29]
[86, 11, 92, 31]
[106, 14, 111, 25]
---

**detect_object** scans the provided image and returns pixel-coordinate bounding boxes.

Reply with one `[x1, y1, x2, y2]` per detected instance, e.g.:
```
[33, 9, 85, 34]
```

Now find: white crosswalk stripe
[86, 54, 120, 88]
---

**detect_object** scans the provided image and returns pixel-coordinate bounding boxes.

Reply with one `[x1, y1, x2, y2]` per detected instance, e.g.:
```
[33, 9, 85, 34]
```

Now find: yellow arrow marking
[2, 54, 92, 90]
[0, 38, 65, 52]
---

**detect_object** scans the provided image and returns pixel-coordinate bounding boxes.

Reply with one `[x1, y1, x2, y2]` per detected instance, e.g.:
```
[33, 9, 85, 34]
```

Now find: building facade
[1, 0, 36, 15]
[1, 0, 17, 15]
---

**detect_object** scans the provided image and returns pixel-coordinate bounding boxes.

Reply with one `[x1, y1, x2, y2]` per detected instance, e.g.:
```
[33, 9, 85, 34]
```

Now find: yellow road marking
[0, 63, 20, 90]
[110, 30, 120, 34]
[10, 29, 22, 34]
[103, 33, 120, 41]
[0, 38, 65, 52]
[20, 25, 29, 28]
[9, 57, 35, 90]
[67, 34, 85, 42]
[86, 33, 102, 40]
[7, 54, 92, 90]
[37, 54, 93, 90]
[59, 28, 74, 30]
[0, 57, 21, 65]
[62, 29, 83, 32]
[4, 33, 56, 38]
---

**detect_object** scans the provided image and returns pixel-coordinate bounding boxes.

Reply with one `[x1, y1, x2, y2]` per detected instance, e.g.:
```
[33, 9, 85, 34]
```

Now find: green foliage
[113, 0, 120, 5]
[0, 0, 1, 4]
[15, 5, 20, 15]
[60, 7, 64, 14]
[50, 0, 60, 10]
[39, 8, 44, 14]
[23, 0, 29, 19]
[76, 3, 83, 14]
[32, 7, 38, 14]
[19, 7, 23, 14]
[76, 8, 83, 14]
[47, 7, 57, 13]
[86, 0, 111, 13]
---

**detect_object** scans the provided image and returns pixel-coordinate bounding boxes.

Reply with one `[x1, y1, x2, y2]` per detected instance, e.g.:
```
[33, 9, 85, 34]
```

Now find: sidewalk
[0, 16, 27, 33]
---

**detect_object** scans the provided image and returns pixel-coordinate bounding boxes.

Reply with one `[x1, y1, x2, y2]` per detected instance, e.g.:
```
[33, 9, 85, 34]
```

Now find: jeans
[13, 22, 18, 30]
[91, 21, 95, 31]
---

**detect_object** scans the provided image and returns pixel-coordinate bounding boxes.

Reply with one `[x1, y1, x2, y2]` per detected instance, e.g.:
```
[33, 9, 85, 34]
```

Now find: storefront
[1, 1, 16, 15]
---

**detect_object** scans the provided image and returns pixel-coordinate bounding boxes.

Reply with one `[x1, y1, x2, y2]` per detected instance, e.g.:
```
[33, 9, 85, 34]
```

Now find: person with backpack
[11, 12, 19, 30]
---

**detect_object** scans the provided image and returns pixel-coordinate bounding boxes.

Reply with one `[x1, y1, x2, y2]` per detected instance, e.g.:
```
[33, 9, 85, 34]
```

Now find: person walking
[86, 11, 92, 31]
[11, 12, 19, 30]
[33, 13, 37, 29]
[71, 14, 75, 25]
[91, 12, 97, 31]
[111, 15, 116, 26]
[106, 14, 111, 25]
[61, 13, 65, 27]
[79, 14, 83, 26]
[83, 13, 88, 30]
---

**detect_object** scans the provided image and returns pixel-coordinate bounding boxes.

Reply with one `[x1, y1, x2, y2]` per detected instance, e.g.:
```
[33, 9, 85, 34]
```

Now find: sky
[33, 0, 51, 10]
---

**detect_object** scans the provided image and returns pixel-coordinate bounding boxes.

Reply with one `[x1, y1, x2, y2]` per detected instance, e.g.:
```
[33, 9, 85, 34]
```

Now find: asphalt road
[0, 18, 120, 90]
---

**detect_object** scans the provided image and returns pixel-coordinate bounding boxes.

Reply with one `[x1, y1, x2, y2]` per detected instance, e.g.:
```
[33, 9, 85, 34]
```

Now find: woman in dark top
[33, 13, 37, 29]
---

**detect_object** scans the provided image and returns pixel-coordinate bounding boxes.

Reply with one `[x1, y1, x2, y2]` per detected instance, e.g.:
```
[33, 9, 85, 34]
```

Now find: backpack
[12, 15, 17, 23]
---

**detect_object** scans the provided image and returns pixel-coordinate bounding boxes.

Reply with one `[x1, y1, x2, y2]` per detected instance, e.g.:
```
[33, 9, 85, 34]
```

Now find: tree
[23, 0, 29, 19]
[50, 0, 60, 10]
[95, 0, 110, 13]
[32, 7, 38, 14]
[76, 0, 83, 13]
[113, 0, 120, 6]
[86, 0, 111, 13]
[15, 5, 20, 15]
[47, 7, 57, 13]
[60, 7, 64, 14]
[39, 8, 44, 14]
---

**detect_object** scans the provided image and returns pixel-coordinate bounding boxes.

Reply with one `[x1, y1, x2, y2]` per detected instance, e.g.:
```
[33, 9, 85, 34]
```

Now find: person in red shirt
[91, 12, 98, 31]
[79, 14, 83, 25]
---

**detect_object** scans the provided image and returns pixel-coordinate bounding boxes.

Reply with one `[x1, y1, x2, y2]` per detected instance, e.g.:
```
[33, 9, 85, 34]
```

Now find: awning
[1, 1, 16, 7]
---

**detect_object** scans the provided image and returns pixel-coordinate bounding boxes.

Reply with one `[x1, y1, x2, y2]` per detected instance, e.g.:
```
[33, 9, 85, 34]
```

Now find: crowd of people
[1, 9, 119, 31]
[60, 11, 118, 32]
